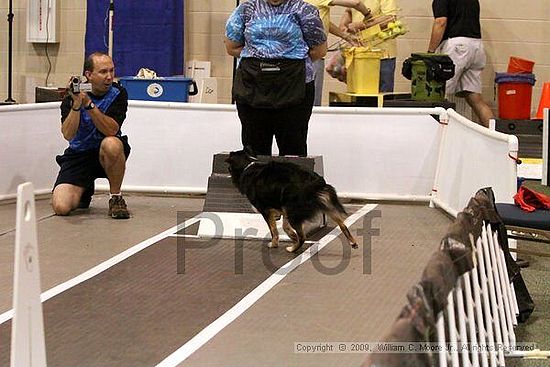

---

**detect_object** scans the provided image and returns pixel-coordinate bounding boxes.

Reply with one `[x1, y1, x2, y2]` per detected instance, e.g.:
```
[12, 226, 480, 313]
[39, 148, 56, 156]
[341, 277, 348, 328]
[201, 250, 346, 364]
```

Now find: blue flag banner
[85, 1, 184, 77]
[85, 0, 110, 58]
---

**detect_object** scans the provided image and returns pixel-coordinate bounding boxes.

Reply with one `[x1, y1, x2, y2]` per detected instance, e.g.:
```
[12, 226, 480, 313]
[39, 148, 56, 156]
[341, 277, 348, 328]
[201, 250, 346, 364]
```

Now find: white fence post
[10, 182, 47, 367]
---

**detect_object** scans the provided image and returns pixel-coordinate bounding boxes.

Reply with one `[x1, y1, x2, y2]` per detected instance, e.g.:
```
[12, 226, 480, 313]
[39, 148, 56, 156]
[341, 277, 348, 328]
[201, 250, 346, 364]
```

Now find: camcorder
[70, 76, 92, 93]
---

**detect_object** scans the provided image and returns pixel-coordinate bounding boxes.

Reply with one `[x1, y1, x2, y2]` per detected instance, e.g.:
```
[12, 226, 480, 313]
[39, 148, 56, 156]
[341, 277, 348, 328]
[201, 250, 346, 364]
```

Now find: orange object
[514, 185, 550, 212]
[535, 82, 550, 119]
[507, 56, 535, 74]
[498, 83, 533, 120]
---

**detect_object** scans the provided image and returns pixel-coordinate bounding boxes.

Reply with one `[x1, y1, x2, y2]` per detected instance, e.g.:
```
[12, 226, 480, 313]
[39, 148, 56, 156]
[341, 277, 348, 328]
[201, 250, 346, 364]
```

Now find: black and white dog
[225, 148, 357, 252]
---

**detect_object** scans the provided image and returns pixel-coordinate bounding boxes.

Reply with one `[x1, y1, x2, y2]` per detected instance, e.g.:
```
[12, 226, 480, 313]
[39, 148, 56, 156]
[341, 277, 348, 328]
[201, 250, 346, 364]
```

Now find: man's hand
[362, 8, 372, 20]
[346, 21, 365, 33]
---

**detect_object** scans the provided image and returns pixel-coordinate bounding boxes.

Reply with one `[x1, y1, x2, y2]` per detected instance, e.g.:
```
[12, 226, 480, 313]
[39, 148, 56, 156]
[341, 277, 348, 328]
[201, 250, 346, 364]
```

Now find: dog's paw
[286, 243, 302, 253]
[268, 241, 278, 248]
[285, 245, 297, 253]
[351, 243, 358, 249]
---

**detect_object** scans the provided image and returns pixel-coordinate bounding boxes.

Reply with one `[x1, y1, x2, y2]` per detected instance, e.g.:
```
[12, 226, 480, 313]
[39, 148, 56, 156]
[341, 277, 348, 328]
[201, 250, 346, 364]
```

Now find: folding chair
[495, 204, 550, 242]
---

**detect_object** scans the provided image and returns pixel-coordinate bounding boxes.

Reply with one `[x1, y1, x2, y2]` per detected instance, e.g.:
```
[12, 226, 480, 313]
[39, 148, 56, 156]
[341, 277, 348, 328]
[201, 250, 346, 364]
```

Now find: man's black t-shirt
[60, 82, 128, 126]
[432, 0, 481, 40]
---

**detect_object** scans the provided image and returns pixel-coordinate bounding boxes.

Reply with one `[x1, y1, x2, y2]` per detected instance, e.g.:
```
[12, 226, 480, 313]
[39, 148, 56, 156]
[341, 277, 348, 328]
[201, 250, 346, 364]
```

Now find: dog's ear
[244, 145, 258, 160]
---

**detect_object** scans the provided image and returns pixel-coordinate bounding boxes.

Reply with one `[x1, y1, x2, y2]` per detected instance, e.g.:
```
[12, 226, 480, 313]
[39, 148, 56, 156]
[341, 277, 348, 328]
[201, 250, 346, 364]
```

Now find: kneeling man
[52, 52, 131, 219]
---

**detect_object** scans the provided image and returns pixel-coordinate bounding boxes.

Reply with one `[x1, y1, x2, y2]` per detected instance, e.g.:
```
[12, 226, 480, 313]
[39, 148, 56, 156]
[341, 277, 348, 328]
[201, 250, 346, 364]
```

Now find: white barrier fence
[430, 110, 518, 216]
[436, 221, 519, 367]
[0, 102, 442, 201]
[0, 104, 65, 200]
[363, 189, 548, 367]
[0, 102, 518, 216]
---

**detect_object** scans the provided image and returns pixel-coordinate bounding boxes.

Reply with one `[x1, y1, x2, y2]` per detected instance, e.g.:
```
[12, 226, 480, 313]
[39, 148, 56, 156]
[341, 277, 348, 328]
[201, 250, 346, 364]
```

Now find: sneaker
[78, 183, 95, 209]
[108, 195, 130, 219]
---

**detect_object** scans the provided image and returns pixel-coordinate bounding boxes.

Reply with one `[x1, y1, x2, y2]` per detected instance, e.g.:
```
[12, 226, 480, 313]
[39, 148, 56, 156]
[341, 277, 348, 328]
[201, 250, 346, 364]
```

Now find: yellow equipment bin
[342, 47, 383, 94]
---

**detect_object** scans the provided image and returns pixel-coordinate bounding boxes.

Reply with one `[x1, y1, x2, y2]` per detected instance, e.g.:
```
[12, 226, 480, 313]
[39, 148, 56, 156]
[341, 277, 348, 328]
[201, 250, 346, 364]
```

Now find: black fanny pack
[232, 57, 306, 109]
[402, 54, 455, 82]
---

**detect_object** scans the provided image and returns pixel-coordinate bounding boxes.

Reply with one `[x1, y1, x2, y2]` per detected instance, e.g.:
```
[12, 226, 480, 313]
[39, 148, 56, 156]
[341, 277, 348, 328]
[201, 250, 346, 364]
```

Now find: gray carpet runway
[0, 202, 452, 367]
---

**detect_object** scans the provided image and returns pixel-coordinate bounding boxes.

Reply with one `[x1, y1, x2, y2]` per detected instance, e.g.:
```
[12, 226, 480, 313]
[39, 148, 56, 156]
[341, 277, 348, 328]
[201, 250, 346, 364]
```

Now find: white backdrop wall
[0, 102, 516, 215]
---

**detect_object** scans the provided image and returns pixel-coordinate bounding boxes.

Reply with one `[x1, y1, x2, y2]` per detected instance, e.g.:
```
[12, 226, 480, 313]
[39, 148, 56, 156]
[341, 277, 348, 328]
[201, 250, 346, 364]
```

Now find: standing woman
[225, 0, 327, 157]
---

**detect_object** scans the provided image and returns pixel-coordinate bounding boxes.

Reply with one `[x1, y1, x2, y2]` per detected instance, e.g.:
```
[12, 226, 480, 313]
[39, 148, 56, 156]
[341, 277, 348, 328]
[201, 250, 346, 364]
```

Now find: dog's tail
[317, 185, 347, 216]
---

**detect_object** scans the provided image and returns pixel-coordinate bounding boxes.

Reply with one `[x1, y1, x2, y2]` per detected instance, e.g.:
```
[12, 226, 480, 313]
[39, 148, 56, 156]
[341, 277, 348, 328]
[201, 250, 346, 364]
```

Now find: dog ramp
[199, 153, 326, 240]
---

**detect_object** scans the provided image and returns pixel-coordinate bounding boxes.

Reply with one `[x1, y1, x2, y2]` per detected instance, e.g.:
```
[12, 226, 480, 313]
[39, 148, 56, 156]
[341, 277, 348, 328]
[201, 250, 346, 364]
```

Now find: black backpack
[402, 53, 455, 82]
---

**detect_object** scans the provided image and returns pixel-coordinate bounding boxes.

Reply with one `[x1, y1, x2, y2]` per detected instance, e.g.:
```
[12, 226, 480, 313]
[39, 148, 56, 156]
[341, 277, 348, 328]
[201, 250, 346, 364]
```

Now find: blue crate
[118, 76, 197, 102]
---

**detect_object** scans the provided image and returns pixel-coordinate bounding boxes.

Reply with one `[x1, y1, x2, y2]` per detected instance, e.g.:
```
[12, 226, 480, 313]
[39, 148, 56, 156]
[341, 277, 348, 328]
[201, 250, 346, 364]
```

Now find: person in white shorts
[428, 0, 494, 127]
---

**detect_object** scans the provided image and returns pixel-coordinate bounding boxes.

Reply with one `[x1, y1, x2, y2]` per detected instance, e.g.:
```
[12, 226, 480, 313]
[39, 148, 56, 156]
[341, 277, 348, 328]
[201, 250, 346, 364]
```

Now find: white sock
[110, 193, 122, 198]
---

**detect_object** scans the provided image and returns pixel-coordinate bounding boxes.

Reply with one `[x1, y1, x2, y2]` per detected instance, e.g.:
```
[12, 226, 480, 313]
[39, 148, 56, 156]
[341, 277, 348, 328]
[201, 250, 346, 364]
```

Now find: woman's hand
[224, 37, 244, 58]
[309, 41, 328, 61]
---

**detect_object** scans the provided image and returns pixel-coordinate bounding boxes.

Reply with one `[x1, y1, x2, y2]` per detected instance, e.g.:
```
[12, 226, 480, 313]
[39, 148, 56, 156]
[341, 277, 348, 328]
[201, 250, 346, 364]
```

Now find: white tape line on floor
[155, 204, 378, 367]
[0, 218, 200, 325]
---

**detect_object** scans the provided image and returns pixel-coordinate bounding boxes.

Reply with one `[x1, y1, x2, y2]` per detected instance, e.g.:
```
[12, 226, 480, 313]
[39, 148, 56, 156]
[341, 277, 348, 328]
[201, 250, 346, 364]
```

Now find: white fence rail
[436, 221, 518, 367]
[363, 189, 547, 367]
[1, 103, 518, 217]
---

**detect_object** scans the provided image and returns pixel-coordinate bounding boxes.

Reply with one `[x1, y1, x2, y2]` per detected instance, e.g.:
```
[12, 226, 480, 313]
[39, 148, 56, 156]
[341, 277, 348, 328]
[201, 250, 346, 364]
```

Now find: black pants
[236, 81, 314, 156]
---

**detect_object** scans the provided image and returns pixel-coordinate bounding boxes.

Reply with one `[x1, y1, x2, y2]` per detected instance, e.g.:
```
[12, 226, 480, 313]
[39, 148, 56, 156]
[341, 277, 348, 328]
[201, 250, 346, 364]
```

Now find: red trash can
[495, 73, 536, 120]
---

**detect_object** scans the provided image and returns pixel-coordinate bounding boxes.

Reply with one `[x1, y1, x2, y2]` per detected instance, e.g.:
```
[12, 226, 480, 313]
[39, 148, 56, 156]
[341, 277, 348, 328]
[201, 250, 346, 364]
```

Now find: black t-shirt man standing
[428, 0, 494, 127]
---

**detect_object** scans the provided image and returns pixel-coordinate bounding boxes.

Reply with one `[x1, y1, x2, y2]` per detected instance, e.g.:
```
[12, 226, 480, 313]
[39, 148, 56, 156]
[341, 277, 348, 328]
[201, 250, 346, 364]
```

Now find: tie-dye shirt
[225, 0, 326, 82]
